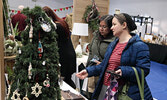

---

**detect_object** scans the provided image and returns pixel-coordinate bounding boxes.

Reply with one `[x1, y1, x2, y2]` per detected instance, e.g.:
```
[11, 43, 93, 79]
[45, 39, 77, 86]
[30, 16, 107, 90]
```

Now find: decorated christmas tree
[8, 6, 61, 100]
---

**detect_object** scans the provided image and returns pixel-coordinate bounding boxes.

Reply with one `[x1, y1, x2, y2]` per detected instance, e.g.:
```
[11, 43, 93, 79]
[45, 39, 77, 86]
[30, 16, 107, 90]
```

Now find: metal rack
[131, 15, 153, 35]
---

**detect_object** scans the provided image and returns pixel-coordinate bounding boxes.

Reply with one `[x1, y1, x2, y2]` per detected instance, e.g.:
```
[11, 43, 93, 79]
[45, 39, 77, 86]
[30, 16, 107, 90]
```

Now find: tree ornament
[29, 19, 33, 42]
[42, 61, 46, 65]
[28, 62, 32, 79]
[38, 17, 51, 32]
[18, 48, 21, 54]
[31, 83, 42, 97]
[11, 89, 21, 100]
[23, 91, 29, 100]
[38, 32, 43, 59]
[43, 74, 50, 87]
[23, 96, 29, 100]
[6, 85, 11, 99]
[38, 40, 43, 59]
[44, 13, 57, 30]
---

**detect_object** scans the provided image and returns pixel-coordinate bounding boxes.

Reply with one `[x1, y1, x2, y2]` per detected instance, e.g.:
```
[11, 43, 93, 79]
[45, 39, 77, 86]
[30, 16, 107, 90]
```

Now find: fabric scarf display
[104, 78, 118, 100]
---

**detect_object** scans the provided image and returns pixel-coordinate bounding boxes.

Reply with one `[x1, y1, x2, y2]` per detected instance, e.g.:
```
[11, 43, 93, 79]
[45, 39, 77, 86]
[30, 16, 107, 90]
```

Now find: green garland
[83, 5, 100, 32]
[3, 0, 9, 37]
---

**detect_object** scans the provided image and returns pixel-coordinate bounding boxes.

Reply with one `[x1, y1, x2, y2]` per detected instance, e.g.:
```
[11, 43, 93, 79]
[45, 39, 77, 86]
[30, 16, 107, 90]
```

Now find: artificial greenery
[3, 0, 9, 37]
[83, 5, 100, 32]
[8, 6, 61, 100]
[13, 22, 20, 36]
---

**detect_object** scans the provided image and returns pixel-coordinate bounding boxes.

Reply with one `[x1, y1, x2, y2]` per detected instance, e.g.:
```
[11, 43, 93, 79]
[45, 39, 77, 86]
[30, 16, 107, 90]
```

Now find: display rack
[131, 15, 153, 35]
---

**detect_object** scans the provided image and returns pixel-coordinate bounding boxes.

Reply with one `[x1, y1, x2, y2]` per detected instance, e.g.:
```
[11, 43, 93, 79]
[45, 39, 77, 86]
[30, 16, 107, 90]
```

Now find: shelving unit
[131, 15, 153, 36]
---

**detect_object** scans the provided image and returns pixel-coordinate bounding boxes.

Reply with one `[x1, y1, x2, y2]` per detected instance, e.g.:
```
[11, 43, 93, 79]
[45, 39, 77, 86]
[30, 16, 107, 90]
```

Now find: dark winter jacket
[56, 23, 76, 77]
[86, 32, 115, 93]
[86, 33, 153, 100]
[86, 32, 115, 67]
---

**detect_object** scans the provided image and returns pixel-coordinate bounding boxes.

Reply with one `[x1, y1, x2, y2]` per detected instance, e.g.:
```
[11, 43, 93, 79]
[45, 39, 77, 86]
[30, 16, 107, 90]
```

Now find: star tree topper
[31, 83, 42, 97]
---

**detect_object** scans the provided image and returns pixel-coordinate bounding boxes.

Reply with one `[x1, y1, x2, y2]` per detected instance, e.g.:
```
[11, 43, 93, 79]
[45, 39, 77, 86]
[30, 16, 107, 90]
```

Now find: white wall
[109, 0, 167, 36]
[8, 0, 73, 18]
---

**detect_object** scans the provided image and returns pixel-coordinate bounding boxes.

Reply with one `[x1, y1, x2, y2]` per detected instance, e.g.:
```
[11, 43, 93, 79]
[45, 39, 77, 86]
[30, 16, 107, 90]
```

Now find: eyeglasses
[99, 26, 108, 29]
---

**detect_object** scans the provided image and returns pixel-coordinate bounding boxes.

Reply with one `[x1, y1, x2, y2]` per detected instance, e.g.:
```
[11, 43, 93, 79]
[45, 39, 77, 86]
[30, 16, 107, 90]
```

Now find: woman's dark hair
[99, 15, 113, 35]
[114, 13, 137, 32]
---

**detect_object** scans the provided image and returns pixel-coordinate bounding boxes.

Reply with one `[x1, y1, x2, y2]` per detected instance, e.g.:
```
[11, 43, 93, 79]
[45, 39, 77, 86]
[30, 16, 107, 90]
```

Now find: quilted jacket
[86, 33, 153, 100]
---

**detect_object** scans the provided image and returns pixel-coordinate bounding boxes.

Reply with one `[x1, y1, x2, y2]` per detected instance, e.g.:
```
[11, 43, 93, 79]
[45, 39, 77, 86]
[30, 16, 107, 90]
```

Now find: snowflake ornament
[11, 89, 21, 100]
[31, 83, 42, 97]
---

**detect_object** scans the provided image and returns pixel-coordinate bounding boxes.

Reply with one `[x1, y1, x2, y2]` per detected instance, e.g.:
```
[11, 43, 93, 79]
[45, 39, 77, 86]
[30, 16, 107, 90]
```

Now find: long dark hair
[99, 15, 114, 37]
[43, 6, 70, 38]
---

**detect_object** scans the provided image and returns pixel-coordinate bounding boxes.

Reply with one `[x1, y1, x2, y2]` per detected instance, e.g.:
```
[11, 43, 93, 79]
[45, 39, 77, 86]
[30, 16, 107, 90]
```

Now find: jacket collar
[114, 33, 141, 45]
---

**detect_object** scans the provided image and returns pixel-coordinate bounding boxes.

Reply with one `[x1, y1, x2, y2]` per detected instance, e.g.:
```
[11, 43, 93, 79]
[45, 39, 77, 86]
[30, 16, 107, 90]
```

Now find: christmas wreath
[83, 3, 100, 32]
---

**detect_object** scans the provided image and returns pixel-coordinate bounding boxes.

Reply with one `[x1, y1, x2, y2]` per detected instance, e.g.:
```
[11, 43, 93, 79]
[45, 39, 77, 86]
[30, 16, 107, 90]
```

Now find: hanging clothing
[56, 23, 76, 89]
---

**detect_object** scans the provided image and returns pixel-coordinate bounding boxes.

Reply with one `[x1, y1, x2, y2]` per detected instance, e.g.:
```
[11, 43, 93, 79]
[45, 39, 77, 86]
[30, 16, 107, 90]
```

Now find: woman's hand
[94, 60, 101, 65]
[76, 69, 88, 80]
[115, 69, 122, 79]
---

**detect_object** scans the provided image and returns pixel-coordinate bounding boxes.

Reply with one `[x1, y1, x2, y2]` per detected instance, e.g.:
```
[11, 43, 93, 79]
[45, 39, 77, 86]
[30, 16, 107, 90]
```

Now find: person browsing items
[85, 15, 115, 99]
[76, 13, 153, 100]
[43, 6, 76, 89]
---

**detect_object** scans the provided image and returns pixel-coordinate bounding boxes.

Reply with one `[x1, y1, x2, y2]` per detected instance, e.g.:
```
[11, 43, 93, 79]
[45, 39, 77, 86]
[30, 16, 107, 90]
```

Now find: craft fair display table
[146, 43, 167, 65]
[60, 81, 88, 100]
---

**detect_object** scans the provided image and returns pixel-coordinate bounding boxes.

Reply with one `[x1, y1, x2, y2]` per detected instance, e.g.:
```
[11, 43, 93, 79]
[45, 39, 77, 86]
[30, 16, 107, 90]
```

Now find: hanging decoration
[28, 62, 32, 79]
[54, 5, 73, 12]
[43, 74, 50, 87]
[29, 19, 33, 42]
[45, 13, 57, 30]
[11, 89, 21, 100]
[83, 0, 100, 32]
[9, 5, 73, 14]
[23, 85, 29, 100]
[39, 17, 51, 32]
[38, 41, 43, 59]
[38, 32, 43, 59]
[31, 83, 42, 97]
[23, 96, 29, 100]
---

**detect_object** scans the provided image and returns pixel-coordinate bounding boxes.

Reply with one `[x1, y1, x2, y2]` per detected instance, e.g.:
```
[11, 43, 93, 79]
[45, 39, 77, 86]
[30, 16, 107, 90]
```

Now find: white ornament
[38, 17, 51, 32]
[29, 19, 33, 42]
[11, 89, 21, 100]
[31, 83, 42, 97]
[42, 61, 46, 65]
[18, 48, 21, 54]
[6, 85, 11, 99]
[23, 89, 29, 100]
[41, 23, 51, 32]
[28, 62, 32, 79]
[43, 74, 50, 87]
[23, 96, 29, 100]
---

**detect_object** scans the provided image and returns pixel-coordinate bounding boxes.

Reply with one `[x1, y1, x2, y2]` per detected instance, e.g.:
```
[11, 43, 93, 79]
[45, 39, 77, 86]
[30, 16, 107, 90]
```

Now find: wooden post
[0, 0, 5, 99]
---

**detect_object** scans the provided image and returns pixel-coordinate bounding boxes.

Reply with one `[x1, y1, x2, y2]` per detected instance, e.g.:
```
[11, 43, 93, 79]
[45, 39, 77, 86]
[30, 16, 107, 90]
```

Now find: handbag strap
[132, 67, 144, 100]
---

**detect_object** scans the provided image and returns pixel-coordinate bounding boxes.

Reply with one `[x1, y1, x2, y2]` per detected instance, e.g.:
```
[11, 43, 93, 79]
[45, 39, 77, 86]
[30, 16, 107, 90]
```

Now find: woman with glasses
[85, 15, 115, 99]
[77, 13, 152, 100]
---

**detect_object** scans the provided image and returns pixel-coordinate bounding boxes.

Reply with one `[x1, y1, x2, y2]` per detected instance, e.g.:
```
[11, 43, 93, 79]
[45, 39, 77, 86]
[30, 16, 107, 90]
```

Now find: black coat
[56, 23, 76, 78]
